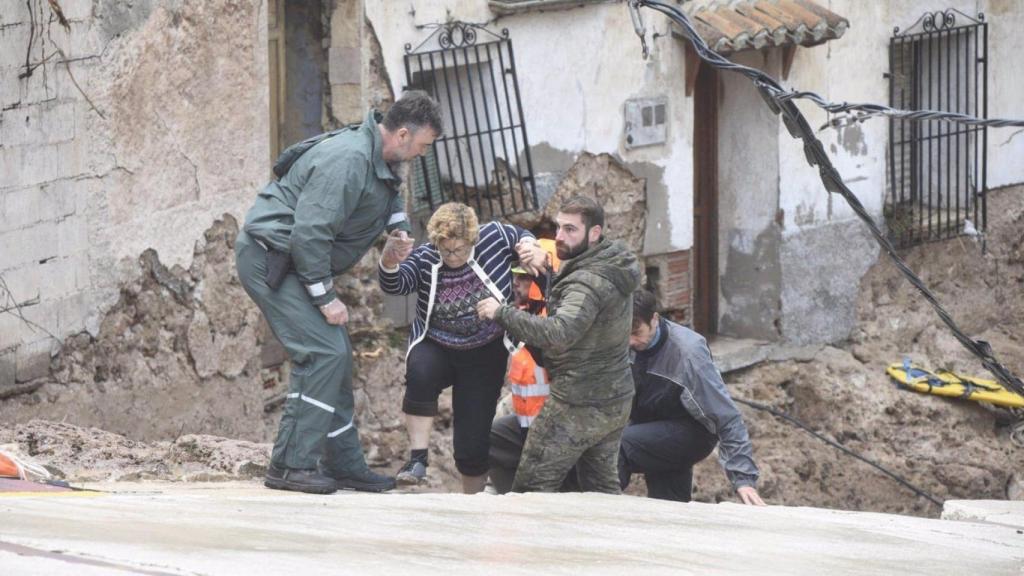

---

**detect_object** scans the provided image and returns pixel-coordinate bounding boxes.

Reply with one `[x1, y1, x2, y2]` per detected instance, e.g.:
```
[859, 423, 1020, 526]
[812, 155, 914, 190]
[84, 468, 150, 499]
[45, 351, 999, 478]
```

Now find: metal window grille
[887, 9, 987, 248]
[403, 23, 538, 218]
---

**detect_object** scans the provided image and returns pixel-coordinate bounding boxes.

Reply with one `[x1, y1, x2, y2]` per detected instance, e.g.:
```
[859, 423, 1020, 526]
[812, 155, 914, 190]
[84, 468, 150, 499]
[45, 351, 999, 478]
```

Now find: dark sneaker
[264, 464, 337, 494]
[334, 468, 396, 493]
[395, 459, 427, 486]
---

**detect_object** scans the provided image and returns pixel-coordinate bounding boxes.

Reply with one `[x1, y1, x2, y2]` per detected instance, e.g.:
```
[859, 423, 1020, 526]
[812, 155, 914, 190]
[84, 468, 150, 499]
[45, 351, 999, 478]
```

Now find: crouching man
[620, 289, 766, 505]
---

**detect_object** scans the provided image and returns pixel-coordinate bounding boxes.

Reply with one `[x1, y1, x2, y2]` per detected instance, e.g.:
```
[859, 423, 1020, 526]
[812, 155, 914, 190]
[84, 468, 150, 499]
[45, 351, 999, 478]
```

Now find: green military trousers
[512, 395, 632, 494]
[235, 231, 368, 475]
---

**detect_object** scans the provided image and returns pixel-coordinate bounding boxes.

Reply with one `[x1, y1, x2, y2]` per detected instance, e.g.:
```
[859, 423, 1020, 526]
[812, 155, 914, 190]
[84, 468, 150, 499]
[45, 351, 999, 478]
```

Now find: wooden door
[692, 62, 718, 335]
[268, 0, 286, 164]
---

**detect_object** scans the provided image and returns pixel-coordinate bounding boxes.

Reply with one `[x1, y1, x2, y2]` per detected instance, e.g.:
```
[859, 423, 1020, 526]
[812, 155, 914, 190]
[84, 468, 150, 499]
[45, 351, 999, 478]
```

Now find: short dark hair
[383, 90, 443, 136]
[558, 195, 604, 229]
[632, 289, 658, 329]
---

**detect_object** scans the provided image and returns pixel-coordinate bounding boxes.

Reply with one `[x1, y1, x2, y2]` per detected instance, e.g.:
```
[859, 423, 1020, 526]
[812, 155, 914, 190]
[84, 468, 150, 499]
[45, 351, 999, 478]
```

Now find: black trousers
[617, 417, 717, 502]
[403, 337, 507, 476]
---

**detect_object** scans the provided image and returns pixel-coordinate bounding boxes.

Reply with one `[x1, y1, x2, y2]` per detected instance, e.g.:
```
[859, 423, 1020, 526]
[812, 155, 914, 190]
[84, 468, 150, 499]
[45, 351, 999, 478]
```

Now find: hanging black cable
[628, 0, 1024, 401]
[733, 396, 944, 508]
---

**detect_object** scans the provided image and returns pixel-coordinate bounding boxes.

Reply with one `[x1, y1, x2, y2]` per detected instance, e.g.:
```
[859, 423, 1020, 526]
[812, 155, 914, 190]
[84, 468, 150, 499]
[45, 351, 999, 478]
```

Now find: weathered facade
[1, 0, 269, 388]
[2, 0, 1023, 401]
[364, 0, 1024, 344]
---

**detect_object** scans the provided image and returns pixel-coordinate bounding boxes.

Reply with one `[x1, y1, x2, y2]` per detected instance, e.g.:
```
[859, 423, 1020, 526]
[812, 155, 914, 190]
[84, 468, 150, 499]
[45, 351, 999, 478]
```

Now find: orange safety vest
[508, 343, 549, 428]
[508, 238, 559, 428]
[508, 301, 551, 427]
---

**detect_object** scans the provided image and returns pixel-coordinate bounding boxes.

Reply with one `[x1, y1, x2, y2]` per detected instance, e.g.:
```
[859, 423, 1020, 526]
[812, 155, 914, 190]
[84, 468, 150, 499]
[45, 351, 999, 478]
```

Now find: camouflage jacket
[494, 237, 641, 406]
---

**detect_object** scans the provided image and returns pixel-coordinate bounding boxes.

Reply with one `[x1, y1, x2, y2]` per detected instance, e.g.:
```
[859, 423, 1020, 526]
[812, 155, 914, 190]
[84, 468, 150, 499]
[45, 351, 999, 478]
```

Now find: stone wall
[0, 0, 268, 394]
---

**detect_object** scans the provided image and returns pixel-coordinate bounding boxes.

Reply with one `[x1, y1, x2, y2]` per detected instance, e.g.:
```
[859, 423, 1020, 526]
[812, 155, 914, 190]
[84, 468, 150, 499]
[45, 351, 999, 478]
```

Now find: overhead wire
[628, 0, 1024, 401]
[732, 397, 944, 508]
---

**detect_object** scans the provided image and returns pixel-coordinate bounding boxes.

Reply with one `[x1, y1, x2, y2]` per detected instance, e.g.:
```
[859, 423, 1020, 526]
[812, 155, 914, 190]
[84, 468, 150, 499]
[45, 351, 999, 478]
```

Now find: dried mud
[2, 182, 1022, 514]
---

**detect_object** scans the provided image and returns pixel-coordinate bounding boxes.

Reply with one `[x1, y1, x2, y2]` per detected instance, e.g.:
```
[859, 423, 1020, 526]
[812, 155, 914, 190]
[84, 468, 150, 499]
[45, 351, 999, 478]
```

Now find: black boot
[333, 468, 396, 493]
[264, 464, 337, 494]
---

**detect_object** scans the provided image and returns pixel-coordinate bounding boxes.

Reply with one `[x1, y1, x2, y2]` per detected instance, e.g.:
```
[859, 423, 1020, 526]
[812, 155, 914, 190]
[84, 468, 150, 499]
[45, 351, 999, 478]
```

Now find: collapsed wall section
[0, 0, 268, 396]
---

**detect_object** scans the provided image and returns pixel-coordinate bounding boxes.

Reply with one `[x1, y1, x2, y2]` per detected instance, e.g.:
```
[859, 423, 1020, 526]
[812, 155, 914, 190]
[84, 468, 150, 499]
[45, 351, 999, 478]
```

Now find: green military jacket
[243, 111, 412, 307]
[494, 237, 641, 406]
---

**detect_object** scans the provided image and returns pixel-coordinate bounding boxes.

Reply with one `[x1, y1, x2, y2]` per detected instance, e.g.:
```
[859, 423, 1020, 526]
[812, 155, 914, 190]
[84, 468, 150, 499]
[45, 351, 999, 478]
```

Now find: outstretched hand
[737, 485, 765, 506]
[381, 229, 414, 269]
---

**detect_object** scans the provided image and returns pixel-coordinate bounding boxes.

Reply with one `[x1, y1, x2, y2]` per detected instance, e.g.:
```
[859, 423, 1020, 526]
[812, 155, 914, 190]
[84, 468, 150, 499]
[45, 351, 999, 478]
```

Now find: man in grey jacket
[620, 289, 765, 505]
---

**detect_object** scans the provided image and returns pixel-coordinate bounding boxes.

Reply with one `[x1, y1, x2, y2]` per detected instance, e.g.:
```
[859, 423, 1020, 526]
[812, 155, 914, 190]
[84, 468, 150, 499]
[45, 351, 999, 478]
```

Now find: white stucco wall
[366, 0, 695, 254]
[981, 0, 1024, 189]
[780, 0, 1023, 236]
[366, 0, 1023, 343]
[777, 0, 889, 235]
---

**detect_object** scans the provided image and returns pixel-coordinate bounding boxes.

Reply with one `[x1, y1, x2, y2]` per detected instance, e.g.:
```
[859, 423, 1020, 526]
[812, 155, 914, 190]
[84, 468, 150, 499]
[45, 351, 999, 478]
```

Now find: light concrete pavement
[2, 482, 1022, 575]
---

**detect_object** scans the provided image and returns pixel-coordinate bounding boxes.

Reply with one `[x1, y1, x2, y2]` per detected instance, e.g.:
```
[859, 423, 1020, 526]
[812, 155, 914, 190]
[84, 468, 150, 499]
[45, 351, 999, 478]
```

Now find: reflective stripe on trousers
[286, 393, 354, 438]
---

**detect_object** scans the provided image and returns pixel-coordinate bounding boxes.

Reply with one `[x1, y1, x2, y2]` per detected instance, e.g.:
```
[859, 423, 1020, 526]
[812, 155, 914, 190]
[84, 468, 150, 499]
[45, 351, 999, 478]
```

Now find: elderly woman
[379, 202, 544, 493]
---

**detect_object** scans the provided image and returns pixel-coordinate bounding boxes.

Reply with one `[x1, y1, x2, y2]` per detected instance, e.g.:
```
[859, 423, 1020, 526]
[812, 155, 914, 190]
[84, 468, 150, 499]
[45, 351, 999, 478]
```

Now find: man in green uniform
[477, 196, 641, 493]
[235, 91, 441, 494]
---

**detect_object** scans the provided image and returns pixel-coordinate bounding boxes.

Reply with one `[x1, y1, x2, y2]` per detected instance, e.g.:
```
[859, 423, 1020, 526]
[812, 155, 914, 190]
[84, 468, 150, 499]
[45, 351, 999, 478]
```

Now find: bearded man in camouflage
[477, 195, 641, 493]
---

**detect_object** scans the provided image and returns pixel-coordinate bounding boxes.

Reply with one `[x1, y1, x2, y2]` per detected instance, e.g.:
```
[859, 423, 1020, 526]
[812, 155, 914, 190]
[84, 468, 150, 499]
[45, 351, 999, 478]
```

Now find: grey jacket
[634, 319, 759, 489]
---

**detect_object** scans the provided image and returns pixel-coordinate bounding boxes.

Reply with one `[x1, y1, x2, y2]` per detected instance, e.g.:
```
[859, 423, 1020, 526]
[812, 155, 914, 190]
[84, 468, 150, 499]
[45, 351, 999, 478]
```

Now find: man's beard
[556, 234, 590, 260]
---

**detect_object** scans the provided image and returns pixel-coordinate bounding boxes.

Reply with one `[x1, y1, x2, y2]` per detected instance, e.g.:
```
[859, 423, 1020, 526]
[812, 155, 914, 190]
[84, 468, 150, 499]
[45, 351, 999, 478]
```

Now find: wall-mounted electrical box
[624, 97, 667, 149]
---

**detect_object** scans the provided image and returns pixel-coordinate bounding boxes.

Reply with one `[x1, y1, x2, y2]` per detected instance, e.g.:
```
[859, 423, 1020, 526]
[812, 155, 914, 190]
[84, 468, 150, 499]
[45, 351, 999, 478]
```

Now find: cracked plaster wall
[366, 1, 693, 258]
[0, 0, 268, 386]
[365, 0, 1024, 345]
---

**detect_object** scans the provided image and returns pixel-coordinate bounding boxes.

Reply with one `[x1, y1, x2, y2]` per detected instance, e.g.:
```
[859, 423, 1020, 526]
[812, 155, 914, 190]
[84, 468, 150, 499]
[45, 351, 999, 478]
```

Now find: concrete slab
[1, 482, 1022, 575]
[708, 336, 821, 374]
[709, 336, 771, 373]
[942, 499, 1024, 530]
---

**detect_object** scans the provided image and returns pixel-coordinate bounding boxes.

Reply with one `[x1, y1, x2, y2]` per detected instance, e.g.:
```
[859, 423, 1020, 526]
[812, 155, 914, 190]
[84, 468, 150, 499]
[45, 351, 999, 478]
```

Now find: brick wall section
[643, 250, 692, 325]
[662, 250, 691, 313]
[1, 0, 101, 387]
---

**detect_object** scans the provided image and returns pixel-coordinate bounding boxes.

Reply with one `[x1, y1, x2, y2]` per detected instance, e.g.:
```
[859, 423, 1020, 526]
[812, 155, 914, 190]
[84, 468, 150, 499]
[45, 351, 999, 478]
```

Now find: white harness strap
[407, 245, 523, 359]
[467, 253, 522, 356]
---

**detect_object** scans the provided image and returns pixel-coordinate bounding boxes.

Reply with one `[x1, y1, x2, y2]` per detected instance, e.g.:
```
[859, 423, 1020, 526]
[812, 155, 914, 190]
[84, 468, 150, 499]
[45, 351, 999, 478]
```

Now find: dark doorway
[692, 62, 719, 336]
[269, 0, 325, 162]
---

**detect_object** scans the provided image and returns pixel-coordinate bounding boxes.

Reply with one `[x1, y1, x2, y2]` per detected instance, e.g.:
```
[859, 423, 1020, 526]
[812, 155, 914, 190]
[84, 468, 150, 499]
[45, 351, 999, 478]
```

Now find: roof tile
[687, 0, 848, 55]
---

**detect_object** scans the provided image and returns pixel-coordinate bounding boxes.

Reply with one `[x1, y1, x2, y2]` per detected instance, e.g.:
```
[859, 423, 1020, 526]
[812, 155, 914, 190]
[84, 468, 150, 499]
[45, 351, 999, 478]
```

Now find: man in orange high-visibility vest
[488, 241, 575, 493]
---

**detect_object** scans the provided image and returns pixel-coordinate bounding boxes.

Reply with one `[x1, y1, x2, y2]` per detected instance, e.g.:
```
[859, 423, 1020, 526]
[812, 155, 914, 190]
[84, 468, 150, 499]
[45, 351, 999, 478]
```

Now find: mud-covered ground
[693, 184, 1024, 516]
[2, 187, 1022, 516]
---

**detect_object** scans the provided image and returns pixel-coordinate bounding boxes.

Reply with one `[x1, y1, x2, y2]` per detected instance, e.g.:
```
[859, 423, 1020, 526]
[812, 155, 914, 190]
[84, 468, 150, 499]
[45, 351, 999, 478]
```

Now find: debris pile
[693, 184, 1024, 515]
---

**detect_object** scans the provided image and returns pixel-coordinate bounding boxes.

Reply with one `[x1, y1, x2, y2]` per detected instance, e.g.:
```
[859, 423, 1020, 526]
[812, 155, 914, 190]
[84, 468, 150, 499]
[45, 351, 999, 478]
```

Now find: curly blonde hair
[427, 202, 479, 247]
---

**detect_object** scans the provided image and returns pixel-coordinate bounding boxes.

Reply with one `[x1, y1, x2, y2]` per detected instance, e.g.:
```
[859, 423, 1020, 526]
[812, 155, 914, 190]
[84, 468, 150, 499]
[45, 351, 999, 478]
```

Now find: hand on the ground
[476, 297, 501, 320]
[515, 239, 547, 276]
[319, 299, 349, 326]
[737, 485, 765, 506]
[381, 230, 414, 269]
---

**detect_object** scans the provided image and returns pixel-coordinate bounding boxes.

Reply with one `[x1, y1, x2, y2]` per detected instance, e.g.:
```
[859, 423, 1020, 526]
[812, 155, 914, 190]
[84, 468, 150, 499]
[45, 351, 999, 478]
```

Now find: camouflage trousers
[512, 395, 632, 494]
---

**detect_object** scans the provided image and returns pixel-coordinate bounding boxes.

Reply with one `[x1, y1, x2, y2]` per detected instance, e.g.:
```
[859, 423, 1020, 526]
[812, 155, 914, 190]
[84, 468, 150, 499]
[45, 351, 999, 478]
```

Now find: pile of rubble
[1, 174, 1021, 514]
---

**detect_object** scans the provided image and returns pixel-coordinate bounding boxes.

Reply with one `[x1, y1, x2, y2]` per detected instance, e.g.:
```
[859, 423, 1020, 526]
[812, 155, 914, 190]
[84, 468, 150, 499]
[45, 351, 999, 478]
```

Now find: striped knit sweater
[379, 221, 534, 357]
